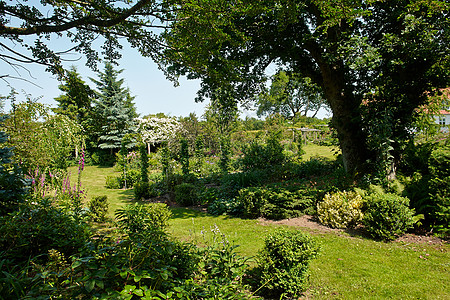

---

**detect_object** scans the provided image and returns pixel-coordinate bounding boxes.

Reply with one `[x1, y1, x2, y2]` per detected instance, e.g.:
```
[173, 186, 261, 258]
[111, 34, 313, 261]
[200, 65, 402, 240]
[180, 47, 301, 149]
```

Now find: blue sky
[0, 41, 214, 118]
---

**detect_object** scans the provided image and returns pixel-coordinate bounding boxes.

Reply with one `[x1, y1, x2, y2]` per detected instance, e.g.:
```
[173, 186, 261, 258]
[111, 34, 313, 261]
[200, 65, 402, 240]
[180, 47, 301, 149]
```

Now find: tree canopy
[257, 70, 328, 119]
[162, 0, 450, 176]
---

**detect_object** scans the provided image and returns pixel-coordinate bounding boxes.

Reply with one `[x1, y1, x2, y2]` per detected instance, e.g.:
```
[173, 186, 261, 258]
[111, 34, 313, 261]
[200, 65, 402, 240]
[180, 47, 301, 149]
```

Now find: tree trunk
[321, 66, 370, 175]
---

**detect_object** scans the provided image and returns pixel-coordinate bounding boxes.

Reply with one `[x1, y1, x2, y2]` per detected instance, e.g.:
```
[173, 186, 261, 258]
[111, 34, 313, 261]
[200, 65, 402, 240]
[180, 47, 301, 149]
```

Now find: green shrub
[0, 198, 90, 262]
[88, 195, 108, 222]
[124, 168, 140, 188]
[134, 181, 151, 200]
[174, 182, 198, 206]
[363, 193, 415, 241]
[240, 129, 285, 171]
[317, 191, 364, 229]
[198, 186, 220, 204]
[105, 175, 122, 189]
[105, 169, 140, 189]
[252, 229, 320, 299]
[238, 187, 314, 220]
[220, 170, 268, 198]
[208, 198, 243, 216]
[296, 156, 335, 177]
[115, 203, 172, 234]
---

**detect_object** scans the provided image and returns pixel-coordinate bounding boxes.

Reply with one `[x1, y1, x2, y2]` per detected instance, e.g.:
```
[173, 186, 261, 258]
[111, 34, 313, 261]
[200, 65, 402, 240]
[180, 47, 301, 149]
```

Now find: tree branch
[0, 0, 154, 36]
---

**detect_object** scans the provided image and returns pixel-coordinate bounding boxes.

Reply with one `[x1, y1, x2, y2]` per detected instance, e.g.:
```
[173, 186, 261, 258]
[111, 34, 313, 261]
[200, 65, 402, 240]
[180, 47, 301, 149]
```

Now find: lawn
[72, 144, 449, 299]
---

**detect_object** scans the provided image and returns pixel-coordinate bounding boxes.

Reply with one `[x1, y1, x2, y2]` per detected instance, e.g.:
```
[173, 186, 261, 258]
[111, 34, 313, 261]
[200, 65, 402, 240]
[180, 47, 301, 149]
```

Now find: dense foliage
[163, 0, 450, 176]
[363, 193, 415, 241]
[251, 229, 320, 299]
[317, 191, 364, 229]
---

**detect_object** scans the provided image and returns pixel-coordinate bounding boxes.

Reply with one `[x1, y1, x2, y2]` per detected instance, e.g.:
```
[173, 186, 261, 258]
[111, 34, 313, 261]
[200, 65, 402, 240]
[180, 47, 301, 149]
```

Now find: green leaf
[85, 280, 95, 293]
[133, 288, 144, 296]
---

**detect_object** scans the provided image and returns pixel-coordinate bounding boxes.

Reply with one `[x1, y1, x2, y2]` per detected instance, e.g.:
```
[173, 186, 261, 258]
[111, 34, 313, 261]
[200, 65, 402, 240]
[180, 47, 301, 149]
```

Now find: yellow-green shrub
[317, 191, 364, 229]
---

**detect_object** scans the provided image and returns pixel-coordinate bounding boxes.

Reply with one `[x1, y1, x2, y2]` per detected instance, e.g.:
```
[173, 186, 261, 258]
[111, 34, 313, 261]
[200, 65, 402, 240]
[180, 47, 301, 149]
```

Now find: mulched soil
[258, 214, 448, 246]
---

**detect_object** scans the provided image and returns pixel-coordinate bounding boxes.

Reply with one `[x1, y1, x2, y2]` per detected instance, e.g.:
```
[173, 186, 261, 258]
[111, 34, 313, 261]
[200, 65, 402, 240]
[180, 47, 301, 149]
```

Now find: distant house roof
[439, 110, 450, 115]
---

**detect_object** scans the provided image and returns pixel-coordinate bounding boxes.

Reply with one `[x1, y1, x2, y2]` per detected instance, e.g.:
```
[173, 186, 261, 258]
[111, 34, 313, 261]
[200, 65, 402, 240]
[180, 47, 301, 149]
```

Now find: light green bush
[252, 229, 320, 299]
[317, 191, 364, 229]
[115, 203, 172, 234]
[105, 175, 122, 189]
[363, 193, 415, 241]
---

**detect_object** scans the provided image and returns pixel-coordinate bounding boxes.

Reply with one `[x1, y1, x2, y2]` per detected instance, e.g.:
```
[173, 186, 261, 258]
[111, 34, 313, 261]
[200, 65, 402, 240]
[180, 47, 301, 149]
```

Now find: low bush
[105, 175, 122, 189]
[0, 198, 90, 263]
[238, 187, 314, 220]
[220, 170, 268, 198]
[174, 182, 198, 206]
[251, 229, 320, 299]
[208, 198, 243, 216]
[105, 169, 141, 189]
[133, 181, 150, 200]
[197, 186, 220, 204]
[363, 193, 415, 241]
[115, 203, 172, 234]
[317, 191, 364, 229]
[88, 195, 109, 222]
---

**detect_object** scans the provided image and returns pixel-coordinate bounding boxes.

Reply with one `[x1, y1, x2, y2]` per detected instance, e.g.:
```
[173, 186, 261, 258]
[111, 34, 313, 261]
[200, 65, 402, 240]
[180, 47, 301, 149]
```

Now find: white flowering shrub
[317, 191, 364, 229]
[136, 116, 181, 145]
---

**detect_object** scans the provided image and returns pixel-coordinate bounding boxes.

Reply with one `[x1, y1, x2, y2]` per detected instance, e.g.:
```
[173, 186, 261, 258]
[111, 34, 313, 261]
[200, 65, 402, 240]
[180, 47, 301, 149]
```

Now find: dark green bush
[0, 116, 28, 213]
[363, 193, 415, 241]
[238, 187, 314, 220]
[220, 170, 268, 198]
[240, 129, 285, 171]
[134, 181, 151, 200]
[0, 198, 90, 262]
[174, 182, 198, 206]
[251, 229, 320, 299]
[88, 195, 109, 222]
[198, 186, 220, 204]
[403, 143, 449, 235]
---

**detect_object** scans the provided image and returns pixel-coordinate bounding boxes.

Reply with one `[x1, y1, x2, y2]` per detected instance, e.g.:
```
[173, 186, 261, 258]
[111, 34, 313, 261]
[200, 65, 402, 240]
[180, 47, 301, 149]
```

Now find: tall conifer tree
[91, 62, 137, 152]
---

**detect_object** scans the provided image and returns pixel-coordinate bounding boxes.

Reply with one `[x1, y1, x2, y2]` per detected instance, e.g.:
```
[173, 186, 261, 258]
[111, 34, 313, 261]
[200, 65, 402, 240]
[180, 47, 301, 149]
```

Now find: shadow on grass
[169, 206, 240, 221]
[115, 189, 135, 202]
[170, 207, 206, 219]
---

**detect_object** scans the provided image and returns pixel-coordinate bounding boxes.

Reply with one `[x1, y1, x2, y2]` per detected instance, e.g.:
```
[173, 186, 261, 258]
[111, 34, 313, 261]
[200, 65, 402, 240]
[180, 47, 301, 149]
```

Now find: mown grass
[72, 144, 449, 299]
[302, 143, 340, 160]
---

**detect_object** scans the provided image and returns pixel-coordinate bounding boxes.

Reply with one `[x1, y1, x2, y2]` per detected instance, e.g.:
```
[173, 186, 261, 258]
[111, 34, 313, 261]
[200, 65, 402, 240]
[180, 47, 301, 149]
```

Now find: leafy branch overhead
[0, 0, 173, 79]
[162, 0, 450, 175]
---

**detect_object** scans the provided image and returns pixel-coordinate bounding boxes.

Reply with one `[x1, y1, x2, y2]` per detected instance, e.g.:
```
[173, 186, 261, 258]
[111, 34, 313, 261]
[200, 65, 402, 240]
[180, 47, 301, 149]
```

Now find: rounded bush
[105, 175, 122, 189]
[253, 229, 320, 299]
[363, 193, 415, 241]
[115, 203, 172, 234]
[317, 191, 364, 228]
